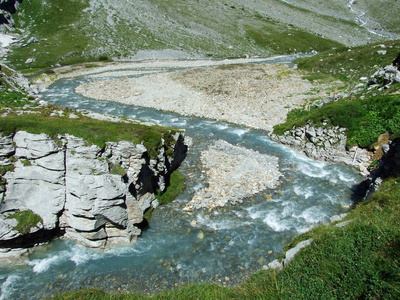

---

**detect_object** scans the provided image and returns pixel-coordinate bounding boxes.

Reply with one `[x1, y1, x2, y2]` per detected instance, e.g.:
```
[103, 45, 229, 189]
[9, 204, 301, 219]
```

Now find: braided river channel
[0, 57, 363, 299]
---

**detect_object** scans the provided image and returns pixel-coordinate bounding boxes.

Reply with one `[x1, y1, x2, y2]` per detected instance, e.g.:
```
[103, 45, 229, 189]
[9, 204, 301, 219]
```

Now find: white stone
[283, 239, 314, 265]
[14, 131, 59, 159]
[63, 213, 106, 232]
[0, 217, 20, 240]
[66, 174, 125, 200]
[35, 152, 65, 171]
[267, 259, 283, 270]
[0, 133, 15, 157]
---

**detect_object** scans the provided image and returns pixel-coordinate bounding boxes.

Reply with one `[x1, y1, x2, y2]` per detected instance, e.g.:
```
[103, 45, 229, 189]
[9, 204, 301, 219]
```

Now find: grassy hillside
[5, 0, 387, 71]
[296, 39, 400, 83]
[272, 40, 400, 149]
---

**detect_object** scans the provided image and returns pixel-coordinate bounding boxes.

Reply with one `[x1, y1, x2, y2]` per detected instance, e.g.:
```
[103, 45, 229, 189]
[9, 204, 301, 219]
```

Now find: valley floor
[49, 58, 340, 132]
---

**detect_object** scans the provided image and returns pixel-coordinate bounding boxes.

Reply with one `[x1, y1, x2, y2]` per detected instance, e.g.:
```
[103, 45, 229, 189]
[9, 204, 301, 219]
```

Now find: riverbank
[73, 61, 340, 132]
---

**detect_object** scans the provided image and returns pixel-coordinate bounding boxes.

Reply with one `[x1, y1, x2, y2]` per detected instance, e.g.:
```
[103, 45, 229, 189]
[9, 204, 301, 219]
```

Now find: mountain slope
[4, 0, 399, 70]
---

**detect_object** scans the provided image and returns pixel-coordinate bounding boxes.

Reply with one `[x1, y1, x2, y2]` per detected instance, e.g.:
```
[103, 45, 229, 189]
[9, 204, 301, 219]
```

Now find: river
[0, 58, 363, 299]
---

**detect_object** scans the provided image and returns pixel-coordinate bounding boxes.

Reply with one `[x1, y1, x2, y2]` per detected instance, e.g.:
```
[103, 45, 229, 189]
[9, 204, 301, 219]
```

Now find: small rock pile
[354, 137, 400, 200]
[367, 53, 400, 90]
[183, 140, 282, 211]
[270, 122, 371, 173]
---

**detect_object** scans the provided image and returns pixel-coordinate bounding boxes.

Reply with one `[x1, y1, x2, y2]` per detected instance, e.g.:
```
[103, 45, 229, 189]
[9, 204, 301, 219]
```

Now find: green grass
[245, 22, 342, 54]
[10, 0, 94, 71]
[0, 89, 33, 108]
[7, 210, 43, 234]
[296, 40, 400, 84]
[144, 170, 186, 221]
[0, 113, 181, 159]
[156, 170, 186, 205]
[53, 176, 400, 299]
[273, 94, 400, 148]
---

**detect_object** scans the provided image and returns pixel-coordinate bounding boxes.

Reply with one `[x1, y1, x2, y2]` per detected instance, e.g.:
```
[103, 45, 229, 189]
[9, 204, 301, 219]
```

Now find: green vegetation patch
[8, 0, 351, 70]
[10, 0, 93, 71]
[7, 210, 43, 235]
[0, 89, 33, 108]
[156, 170, 186, 205]
[268, 177, 400, 299]
[0, 113, 181, 159]
[246, 23, 342, 54]
[273, 94, 400, 148]
[296, 40, 400, 83]
[144, 170, 186, 221]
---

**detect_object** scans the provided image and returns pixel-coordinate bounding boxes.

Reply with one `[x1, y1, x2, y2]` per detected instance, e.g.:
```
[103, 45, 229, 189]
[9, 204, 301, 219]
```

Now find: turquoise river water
[0, 59, 363, 299]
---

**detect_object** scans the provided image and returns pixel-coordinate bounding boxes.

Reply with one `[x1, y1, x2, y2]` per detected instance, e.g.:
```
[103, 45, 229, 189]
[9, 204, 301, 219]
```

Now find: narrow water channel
[0, 60, 363, 299]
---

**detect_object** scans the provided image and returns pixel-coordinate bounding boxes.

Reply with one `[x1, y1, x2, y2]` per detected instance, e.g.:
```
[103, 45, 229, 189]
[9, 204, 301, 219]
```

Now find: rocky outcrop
[367, 53, 400, 90]
[270, 122, 371, 173]
[0, 129, 187, 253]
[353, 137, 400, 201]
[0, 64, 39, 94]
[0, 0, 22, 25]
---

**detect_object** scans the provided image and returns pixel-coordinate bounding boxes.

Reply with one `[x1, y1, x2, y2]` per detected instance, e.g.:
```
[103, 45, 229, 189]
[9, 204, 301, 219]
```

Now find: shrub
[7, 210, 43, 234]
[155, 170, 186, 205]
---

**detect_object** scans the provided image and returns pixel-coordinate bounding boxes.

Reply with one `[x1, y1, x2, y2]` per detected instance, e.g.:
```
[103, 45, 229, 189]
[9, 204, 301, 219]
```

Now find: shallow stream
[0, 58, 363, 299]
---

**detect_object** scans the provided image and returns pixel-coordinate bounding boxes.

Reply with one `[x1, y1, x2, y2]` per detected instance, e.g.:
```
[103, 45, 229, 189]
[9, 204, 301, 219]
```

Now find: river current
[0, 59, 363, 299]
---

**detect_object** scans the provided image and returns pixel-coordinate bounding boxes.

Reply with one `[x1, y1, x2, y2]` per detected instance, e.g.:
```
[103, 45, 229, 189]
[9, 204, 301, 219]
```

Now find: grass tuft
[7, 210, 43, 234]
[155, 170, 186, 205]
[0, 113, 181, 159]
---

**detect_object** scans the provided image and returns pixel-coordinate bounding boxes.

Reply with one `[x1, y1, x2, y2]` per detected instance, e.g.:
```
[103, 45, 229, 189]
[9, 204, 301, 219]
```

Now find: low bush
[155, 170, 186, 205]
[7, 210, 43, 234]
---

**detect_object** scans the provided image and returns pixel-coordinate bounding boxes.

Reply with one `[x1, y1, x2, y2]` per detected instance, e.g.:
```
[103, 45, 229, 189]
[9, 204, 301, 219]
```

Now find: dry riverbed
[70, 60, 343, 210]
[46, 59, 343, 210]
[74, 62, 341, 132]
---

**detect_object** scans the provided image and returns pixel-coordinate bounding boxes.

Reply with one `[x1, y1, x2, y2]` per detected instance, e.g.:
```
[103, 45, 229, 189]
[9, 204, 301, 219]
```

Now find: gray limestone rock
[282, 239, 314, 266]
[14, 131, 60, 159]
[0, 129, 187, 252]
[35, 152, 65, 171]
[0, 133, 15, 157]
[62, 213, 106, 232]
[2, 162, 65, 230]
[0, 217, 20, 240]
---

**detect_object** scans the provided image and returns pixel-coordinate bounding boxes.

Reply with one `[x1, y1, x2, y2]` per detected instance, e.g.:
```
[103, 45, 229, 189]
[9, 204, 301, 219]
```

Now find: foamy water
[0, 64, 363, 299]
